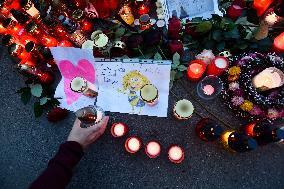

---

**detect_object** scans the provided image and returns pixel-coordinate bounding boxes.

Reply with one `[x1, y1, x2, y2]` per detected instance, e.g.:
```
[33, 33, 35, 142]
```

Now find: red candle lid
[145, 141, 161, 158]
[168, 145, 184, 164]
[125, 137, 142, 154]
[111, 122, 128, 137]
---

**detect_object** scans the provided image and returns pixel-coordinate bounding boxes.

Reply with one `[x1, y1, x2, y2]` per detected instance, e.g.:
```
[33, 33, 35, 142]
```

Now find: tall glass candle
[273, 32, 284, 52]
[206, 57, 229, 76]
[253, 0, 274, 16]
[187, 60, 206, 81]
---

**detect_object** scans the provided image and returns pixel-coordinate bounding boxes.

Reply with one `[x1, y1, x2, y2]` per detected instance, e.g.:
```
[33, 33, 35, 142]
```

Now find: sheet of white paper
[50, 47, 97, 112]
[163, 0, 222, 21]
[96, 61, 171, 117]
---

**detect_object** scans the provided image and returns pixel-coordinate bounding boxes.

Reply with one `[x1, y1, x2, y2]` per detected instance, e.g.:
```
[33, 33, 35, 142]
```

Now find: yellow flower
[228, 66, 241, 76]
[240, 100, 254, 112]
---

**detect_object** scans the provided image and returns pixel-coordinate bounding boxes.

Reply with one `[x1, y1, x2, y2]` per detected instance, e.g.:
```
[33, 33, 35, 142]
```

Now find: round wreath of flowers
[222, 52, 284, 121]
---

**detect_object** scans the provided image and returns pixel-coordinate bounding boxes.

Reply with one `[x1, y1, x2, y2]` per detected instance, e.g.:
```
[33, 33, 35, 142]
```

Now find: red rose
[168, 40, 184, 56]
[47, 107, 69, 123]
[185, 20, 199, 38]
[168, 16, 182, 40]
[227, 5, 243, 20]
[232, 0, 245, 7]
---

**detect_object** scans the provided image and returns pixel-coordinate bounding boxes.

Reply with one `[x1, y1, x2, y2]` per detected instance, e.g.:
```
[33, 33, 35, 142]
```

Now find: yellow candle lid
[174, 99, 194, 118]
[140, 84, 158, 102]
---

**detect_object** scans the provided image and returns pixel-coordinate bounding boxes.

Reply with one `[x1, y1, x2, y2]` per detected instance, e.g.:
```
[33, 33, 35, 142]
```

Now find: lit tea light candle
[168, 145, 184, 164]
[173, 99, 194, 120]
[253, 0, 274, 16]
[145, 141, 161, 158]
[187, 60, 206, 81]
[140, 84, 159, 106]
[203, 85, 215, 95]
[206, 57, 229, 76]
[70, 77, 98, 98]
[125, 137, 142, 154]
[273, 32, 284, 53]
[111, 122, 128, 138]
[252, 67, 284, 91]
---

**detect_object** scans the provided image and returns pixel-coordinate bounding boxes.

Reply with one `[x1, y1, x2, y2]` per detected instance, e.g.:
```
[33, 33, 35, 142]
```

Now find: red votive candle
[145, 141, 161, 158]
[253, 0, 274, 16]
[207, 56, 229, 76]
[168, 145, 184, 164]
[187, 60, 206, 81]
[125, 137, 142, 154]
[111, 123, 128, 138]
[273, 32, 284, 53]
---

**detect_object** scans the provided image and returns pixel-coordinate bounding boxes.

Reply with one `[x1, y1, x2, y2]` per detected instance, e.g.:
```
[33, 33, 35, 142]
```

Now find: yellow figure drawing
[118, 70, 150, 114]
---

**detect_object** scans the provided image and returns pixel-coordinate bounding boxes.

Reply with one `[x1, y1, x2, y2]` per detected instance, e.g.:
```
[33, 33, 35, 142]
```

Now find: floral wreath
[221, 52, 284, 121]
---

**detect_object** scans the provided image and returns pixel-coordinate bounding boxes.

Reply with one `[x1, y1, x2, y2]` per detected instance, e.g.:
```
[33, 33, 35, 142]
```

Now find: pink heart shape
[58, 59, 95, 105]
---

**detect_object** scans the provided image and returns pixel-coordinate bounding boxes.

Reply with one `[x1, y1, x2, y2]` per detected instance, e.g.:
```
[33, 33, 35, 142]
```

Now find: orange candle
[253, 0, 274, 16]
[187, 60, 207, 81]
[273, 32, 284, 52]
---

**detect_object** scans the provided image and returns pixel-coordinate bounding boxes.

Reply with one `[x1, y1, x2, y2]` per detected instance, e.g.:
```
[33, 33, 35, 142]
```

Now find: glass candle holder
[111, 122, 128, 138]
[168, 145, 184, 164]
[145, 141, 161, 158]
[195, 118, 224, 141]
[125, 136, 142, 154]
[197, 75, 223, 100]
[75, 105, 105, 128]
[70, 77, 98, 98]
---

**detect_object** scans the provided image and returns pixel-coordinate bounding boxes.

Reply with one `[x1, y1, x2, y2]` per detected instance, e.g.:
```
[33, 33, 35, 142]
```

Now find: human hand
[67, 117, 109, 150]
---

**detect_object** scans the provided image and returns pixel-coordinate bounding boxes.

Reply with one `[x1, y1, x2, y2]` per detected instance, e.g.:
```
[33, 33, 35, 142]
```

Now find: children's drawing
[118, 70, 150, 114]
[96, 60, 171, 117]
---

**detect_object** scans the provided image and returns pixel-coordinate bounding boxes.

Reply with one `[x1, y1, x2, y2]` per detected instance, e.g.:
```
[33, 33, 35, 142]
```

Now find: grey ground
[0, 45, 284, 189]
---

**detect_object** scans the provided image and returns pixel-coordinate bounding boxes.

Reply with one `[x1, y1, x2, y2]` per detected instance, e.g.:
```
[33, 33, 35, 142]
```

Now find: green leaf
[30, 84, 43, 97]
[170, 70, 177, 81]
[178, 65, 188, 72]
[175, 72, 184, 80]
[212, 30, 222, 42]
[220, 18, 235, 31]
[21, 91, 31, 105]
[154, 52, 163, 60]
[115, 27, 126, 38]
[34, 102, 43, 118]
[217, 41, 226, 51]
[40, 97, 49, 105]
[173, 53, 181, 66]
[195, 21, 212, 33]
[224, 27, 240, 39]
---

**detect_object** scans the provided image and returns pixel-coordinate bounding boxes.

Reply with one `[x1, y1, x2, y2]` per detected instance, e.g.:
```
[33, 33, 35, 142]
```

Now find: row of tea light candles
[111, 122, 185, 163]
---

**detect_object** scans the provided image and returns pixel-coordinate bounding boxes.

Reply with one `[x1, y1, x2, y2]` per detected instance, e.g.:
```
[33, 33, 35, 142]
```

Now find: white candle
[252, 67, 284, 91]
[111, 123, 127, 137]
[125, 137, 141, 153]
[145, 141, 161, 158]
[168, 145, 184, 163]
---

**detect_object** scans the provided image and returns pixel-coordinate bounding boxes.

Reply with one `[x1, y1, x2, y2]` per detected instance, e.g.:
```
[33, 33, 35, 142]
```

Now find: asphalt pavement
[0, 45, 284, 189]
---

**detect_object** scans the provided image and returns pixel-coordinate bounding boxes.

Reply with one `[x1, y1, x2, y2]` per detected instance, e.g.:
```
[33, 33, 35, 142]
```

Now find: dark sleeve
[29, 141, 84, 189]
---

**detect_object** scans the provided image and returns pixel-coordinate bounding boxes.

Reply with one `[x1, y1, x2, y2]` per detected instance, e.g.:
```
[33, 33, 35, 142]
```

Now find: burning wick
[111, 123, 128, 138]
[125, 137, 142, 154]
[145, 141, 161, 158]
[168, 145, 184, 164]
[203, 85, 215, 95]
